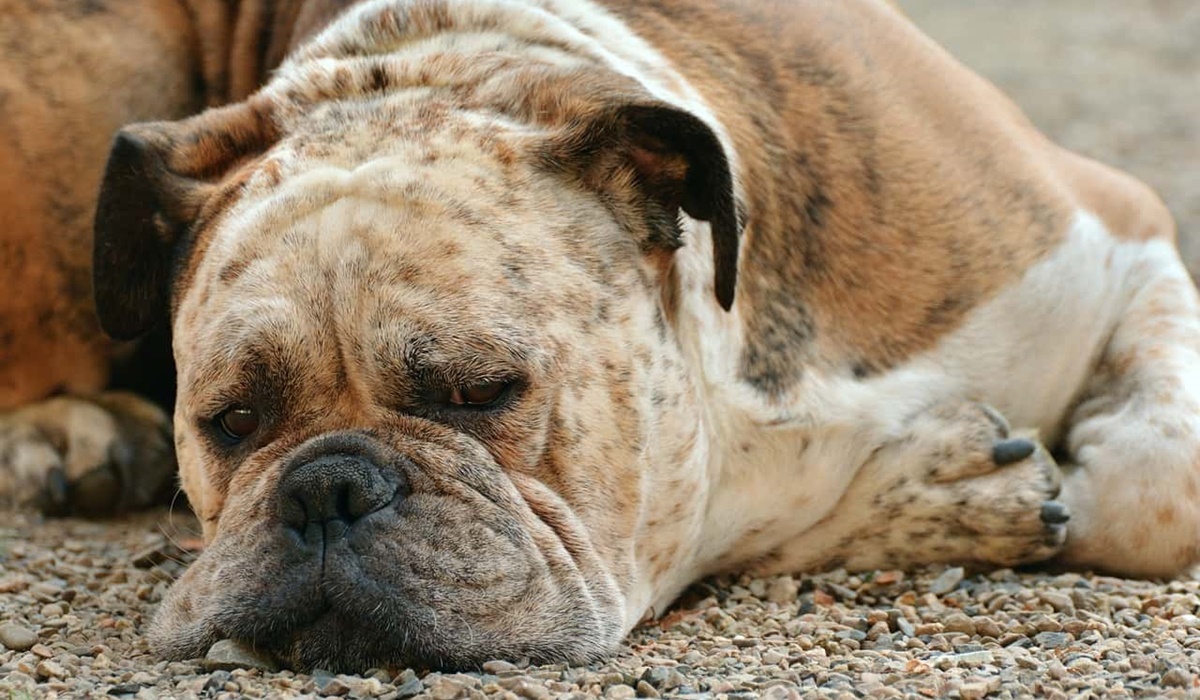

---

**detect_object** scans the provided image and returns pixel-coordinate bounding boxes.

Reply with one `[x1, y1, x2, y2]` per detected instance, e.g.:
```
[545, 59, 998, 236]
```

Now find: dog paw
[871, 402, 1068, 568]
[939, 431, 1067, 566]
[0, 392, 176, 516]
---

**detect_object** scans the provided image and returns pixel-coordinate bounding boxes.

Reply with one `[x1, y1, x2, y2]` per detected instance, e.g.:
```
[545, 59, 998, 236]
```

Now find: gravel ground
[4, 511, 1200, 699]
[4, 1, 1200, 698]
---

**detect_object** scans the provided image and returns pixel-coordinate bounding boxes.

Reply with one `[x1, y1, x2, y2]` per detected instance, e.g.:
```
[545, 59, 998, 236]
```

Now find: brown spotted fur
[3, 0, 1195, 674]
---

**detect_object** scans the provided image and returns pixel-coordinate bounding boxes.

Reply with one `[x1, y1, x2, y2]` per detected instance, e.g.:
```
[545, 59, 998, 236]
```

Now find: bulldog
[7, 0, 1200, 673]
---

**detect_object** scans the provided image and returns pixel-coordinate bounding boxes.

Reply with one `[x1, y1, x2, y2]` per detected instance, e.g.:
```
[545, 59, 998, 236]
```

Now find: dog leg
[0, 391, 176, 516]
[757, 401, 1067, 574]
[1055, 246, 1200, 577]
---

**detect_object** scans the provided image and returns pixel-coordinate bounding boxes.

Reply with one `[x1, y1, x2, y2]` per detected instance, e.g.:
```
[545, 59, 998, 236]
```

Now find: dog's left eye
[447, 381, 509, 407]
[216, 406, 261, 441]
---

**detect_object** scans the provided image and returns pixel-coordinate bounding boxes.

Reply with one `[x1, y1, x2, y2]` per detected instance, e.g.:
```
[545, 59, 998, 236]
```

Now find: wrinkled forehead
[212, 155, 502, 281]
[172, 127, 578, 370]
[184, 169, 514, 326]
[170, 99, 641, 375]
[174, 181, 548, 398]
[190, 107, 539, 297]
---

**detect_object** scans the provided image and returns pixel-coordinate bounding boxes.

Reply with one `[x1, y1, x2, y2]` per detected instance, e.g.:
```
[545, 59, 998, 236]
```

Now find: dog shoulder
[609, 0, 1168, 402]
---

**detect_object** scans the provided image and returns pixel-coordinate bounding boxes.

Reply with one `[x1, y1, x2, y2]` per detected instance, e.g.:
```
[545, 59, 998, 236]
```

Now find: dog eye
[448, 381, 509, 407]
[217, 406, 260, 441]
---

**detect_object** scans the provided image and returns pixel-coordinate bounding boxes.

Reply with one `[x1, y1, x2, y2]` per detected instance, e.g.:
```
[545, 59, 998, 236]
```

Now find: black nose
[279, 453, 401, 541]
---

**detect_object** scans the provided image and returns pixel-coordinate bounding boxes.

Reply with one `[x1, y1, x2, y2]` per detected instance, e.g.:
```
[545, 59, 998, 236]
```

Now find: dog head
[93, 18, 741, 671]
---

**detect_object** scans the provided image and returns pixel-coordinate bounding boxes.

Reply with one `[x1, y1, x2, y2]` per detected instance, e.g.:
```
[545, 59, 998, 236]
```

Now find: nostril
[336, 486, 353, 522]
[277, 452, 401, 535]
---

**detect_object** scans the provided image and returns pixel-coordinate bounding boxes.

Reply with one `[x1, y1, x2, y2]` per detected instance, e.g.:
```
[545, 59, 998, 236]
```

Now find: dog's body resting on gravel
[3, 0, 1200, 671]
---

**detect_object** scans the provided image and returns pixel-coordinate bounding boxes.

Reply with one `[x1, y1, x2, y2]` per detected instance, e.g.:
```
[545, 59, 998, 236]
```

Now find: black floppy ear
[545, 101, 742, 311]
[93, 99, 277, 340]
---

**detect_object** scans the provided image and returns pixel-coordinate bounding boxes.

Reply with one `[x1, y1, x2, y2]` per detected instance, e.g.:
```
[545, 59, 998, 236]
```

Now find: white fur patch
[683, 210, 1167, 577]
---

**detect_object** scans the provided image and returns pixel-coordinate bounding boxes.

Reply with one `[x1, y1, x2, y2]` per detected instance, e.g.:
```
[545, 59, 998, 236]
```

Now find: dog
[4, 0, 1199, 673]
[0, 0, 343, 513]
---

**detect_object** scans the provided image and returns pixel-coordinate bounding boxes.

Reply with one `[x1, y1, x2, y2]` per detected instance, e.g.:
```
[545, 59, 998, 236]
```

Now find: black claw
[45, 466, 69, 507]
[36, 465, 71, 517]
[979, 404, 1011, 437]
[1041, 501, 1071, 524]
[993, 438, 1037, 465]
[1044, 524, 1068, 546]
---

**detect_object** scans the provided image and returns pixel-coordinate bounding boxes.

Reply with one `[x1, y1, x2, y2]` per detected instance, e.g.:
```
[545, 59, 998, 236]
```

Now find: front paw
[887, 402, 1068, 567]
[0, 392, 176, 516]
[945, 429, 1068, 566]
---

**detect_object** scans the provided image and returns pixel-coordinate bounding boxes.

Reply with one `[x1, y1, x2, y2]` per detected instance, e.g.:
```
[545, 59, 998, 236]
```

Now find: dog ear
[93, 99, 277, 341]
[543, 101, 741, 312]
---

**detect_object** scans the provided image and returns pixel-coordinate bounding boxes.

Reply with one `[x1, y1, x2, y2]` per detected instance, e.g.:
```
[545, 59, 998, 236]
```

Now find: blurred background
[898, 0, 1200, 275]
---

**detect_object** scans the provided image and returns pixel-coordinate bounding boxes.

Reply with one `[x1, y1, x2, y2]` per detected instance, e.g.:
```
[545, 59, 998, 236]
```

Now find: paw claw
[992, 438, 1036, 466]
[45, 466, 69, 507]
[979, 404, 1011, 437]
[1040, 500, 1071, 524]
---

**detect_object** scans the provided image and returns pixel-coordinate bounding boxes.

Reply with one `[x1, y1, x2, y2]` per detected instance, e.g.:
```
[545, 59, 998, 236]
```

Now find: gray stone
[0, 623, 38, 651]
[203, 670, 233, 693]
[642, 666, 685, 691]
[929, 567, 966, 595]
[394, 673, 424, 699]
[202, 639, 278, 672]
[1034, 632, 1072, 649]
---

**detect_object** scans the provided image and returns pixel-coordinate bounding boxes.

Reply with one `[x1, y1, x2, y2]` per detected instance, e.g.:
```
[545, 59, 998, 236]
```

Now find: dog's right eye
[450, 381, 509, 407]
[216, 406, 261, 442]
[422, 379, 519, 413]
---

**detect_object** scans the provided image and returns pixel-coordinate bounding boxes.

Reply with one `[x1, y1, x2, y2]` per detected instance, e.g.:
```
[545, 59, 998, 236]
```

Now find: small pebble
[929, 567, 966, 595]
[424, 675, 465, 700]
[35, 659, 68, 680]
[943, 613, 977, 635]
[605, 684, 637, 700]
[0, 623, 38, 651]
[938, 650, 992, 667]
[394, 673, 424, 699]
[766, 576, 799, 603]
[1034, 632, 1072, 649]
[202, 639, 278, 672]
[319, 677, 351, 696]
[1162, 666, 1194, 688]
[483, 659, 520, 674]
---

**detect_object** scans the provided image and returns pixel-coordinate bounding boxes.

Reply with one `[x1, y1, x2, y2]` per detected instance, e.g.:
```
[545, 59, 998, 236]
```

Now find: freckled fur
[10, 0, 1199, 674]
